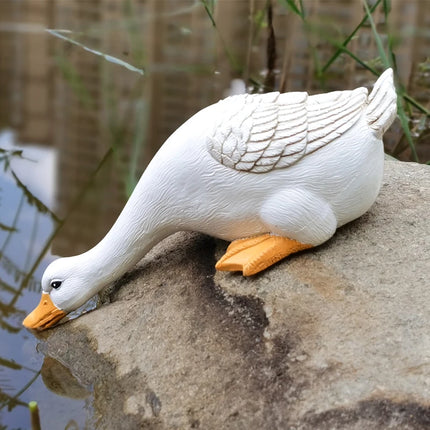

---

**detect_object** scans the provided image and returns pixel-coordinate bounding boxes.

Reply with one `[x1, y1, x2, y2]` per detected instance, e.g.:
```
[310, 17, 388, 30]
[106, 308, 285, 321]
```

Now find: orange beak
[23, 293, 66, 330]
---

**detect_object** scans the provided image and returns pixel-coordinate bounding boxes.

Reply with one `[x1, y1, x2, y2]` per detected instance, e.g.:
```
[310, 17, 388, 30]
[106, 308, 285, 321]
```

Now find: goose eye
[50, 280, 62, 289]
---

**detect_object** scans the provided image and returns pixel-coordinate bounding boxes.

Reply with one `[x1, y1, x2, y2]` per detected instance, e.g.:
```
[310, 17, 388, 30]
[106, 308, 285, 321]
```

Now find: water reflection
[0, 131, 89, 429]
[41, 357, 89, 400]
[0, 0, 429, 428]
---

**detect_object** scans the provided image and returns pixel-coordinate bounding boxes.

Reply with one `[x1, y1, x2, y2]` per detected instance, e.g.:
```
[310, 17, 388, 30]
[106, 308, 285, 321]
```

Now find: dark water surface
[0, 135, 92, 428]
[0, 0, 429, 428]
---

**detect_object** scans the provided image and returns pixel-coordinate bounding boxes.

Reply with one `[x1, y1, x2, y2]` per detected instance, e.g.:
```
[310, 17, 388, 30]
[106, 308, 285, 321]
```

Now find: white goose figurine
[24, 69, 397, 330]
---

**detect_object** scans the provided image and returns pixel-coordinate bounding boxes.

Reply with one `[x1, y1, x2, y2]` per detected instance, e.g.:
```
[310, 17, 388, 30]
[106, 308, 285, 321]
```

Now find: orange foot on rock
[215, 234, 312, 276]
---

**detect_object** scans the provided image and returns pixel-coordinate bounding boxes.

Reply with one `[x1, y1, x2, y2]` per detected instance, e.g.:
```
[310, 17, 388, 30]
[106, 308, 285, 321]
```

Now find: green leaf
[322, 0, 382, 73]
[200, 0, 241, 73]
[362, 0, 390, 68]
[47, 29, 145, 75]
[396, 97, 419, 162]
[383, 0, 391, 20]
[403, 94, 430, 116]
[200, 0, 216, 27]
[279, 0, 305, 19]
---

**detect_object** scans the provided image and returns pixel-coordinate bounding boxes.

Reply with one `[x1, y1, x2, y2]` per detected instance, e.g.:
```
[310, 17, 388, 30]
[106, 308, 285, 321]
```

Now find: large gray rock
[42, 160, 430, 429]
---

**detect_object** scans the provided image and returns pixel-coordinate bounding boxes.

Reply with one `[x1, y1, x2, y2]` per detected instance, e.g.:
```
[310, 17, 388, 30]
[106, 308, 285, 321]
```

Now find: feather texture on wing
[207, 87, 368, 173]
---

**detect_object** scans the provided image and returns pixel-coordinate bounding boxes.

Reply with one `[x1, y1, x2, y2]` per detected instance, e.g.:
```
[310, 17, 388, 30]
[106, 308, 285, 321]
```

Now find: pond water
[0, 133, 92, 428]
[0, 0, 429, 428]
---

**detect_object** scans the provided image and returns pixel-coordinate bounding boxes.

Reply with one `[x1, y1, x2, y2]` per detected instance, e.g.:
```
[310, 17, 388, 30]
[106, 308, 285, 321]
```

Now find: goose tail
[365, 68, 398, 138]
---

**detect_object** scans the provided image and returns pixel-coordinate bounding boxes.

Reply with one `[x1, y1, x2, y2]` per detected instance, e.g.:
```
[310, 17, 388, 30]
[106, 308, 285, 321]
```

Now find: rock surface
[41, 160, 430, 429]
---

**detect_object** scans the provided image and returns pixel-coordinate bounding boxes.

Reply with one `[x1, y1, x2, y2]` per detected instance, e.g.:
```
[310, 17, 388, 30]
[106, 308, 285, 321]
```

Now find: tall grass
[47, 0, 428, 164]
[42, 0, 430, 187]
[278, 0, 428, 162]
[200, 0, 428, 162]
[46, 29, 144, 75]
[48, 13, 148, 196]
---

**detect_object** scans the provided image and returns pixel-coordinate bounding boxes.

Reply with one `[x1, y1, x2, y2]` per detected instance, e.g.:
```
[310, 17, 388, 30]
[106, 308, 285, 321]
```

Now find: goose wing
[207, 88, 368, 173]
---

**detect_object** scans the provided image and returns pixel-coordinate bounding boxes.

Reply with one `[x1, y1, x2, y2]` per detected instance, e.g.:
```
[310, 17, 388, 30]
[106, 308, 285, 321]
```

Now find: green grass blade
[47, 29, 145, 75]
[363, 0, 420, 161]
[322, 0, 382, 73]
[298, 0, 305, 17]
[323, 36, 379, 76]
[279, 0, 305, 19]
[200, 0, 216, 27]
[397, 96, 419, 162]
[383, 0, 391, 20]
[362, 0, 390, 68]
[403, 94, 430, 116]
[200, 1, 242, 73]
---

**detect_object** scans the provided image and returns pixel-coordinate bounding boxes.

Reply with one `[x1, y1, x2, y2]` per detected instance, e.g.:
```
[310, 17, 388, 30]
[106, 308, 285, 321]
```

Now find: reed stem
[29, 401, 42, 430]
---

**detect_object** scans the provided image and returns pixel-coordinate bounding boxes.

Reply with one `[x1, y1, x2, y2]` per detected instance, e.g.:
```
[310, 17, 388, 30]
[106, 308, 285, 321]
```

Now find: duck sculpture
[23, 68, 397, 330]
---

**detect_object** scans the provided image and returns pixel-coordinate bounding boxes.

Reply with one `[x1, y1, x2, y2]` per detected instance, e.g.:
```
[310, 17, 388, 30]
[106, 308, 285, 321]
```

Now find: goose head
[23, 255, 104, 330]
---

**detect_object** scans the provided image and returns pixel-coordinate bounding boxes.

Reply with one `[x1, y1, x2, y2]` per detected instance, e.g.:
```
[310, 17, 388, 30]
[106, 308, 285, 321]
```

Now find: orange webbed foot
[215, 234, 312, 276]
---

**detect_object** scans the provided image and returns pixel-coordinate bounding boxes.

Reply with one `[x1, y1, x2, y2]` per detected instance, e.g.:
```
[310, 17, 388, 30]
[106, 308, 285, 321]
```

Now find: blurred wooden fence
[0, 0, 428, 253]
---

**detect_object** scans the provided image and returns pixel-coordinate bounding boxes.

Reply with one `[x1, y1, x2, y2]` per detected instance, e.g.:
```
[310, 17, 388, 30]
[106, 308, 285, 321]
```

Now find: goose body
[24, 69, 397, 329]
